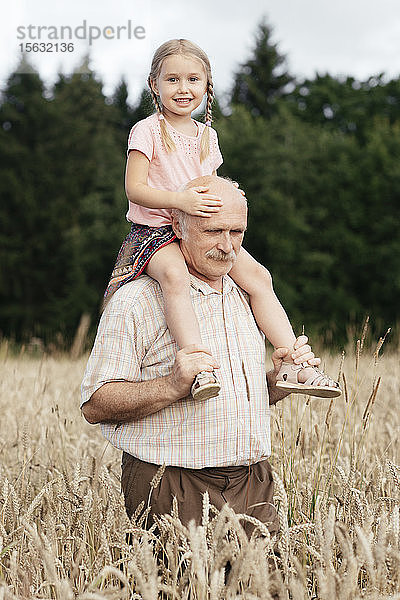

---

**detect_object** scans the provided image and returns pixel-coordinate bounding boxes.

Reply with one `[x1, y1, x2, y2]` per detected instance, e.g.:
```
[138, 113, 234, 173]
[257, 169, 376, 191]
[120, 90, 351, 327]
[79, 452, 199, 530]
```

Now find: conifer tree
[0, 58, 127, 342]
[0, 61, 58, 339]
[50, 61, 127, 338]
[231, 20, 295, 118]
[131, 87, 154, 122]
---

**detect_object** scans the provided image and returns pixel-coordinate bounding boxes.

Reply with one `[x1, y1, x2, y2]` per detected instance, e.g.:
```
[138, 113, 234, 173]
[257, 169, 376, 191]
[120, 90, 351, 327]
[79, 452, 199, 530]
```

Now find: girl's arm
[126, 151, 222, 216]
[126, 150, 182, 210]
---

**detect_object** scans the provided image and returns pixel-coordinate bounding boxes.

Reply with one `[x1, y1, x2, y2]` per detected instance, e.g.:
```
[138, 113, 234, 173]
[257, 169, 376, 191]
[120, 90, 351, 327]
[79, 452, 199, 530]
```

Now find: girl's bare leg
[229, 248, 315, 382]
[229, 248, 297, 349]
[146, 243, 220, 400]
[146, 242, 203, 348]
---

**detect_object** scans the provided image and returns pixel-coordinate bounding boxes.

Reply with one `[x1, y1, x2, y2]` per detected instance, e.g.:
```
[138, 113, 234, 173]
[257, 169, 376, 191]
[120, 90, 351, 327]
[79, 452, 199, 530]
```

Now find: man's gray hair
[171, 208, 190, 241]
[172, 182, 193, 241]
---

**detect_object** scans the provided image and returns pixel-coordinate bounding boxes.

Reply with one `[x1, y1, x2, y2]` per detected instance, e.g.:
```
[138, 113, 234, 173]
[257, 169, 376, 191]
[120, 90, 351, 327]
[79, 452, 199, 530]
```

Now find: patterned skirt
[103, 223, 176, 306]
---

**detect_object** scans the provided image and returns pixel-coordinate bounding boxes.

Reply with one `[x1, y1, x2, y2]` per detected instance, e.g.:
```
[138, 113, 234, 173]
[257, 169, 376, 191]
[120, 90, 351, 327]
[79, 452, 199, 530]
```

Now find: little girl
[104, 39, 341, 402]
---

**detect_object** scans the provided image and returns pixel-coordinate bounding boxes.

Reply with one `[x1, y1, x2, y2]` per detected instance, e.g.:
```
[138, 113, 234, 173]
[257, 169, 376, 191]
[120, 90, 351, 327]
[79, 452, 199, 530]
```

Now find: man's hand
[268, 335, 321, 405]
[82, 345, 220, 425]
[168, 344, 220, 399]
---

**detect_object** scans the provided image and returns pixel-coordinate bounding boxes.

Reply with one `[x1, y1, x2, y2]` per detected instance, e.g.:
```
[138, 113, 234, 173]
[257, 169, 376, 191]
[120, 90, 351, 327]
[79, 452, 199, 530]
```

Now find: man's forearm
[82, 375, 181, 424]
[83, 364, 287, 424]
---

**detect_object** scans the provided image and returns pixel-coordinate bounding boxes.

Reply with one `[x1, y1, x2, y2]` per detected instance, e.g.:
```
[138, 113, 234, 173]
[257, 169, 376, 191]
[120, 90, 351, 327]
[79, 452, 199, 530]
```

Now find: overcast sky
[2, 0, 400, 104]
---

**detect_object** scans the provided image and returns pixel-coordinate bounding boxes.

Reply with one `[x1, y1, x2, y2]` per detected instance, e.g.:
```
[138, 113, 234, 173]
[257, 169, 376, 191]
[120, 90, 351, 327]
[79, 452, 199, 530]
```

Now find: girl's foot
[191, 371, 220, 401]
[276, 362, 341, 398]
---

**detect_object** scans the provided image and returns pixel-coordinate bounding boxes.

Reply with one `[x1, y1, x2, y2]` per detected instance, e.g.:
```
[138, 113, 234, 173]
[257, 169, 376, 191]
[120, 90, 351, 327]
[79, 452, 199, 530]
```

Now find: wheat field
[0, 332, 400, 599]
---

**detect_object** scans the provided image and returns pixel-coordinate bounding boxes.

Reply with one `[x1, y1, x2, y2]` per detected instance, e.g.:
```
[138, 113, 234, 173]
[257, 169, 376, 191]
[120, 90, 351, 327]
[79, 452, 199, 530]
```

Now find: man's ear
[171, 212, 183, 239]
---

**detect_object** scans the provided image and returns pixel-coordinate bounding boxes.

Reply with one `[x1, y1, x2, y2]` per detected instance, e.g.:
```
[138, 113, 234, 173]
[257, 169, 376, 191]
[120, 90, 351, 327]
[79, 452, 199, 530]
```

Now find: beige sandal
[191, 371, 220, 401]
[276, 362, 341, 398]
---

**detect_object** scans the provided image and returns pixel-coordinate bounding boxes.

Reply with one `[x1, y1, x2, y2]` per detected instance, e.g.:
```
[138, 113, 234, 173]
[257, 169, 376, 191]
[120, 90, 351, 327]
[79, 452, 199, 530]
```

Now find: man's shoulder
[106, 275, 163, 313]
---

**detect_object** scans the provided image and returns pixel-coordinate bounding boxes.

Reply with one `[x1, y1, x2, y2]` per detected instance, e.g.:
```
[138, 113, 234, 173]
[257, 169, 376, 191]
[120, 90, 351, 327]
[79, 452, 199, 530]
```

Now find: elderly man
[81, 175, 319, 533]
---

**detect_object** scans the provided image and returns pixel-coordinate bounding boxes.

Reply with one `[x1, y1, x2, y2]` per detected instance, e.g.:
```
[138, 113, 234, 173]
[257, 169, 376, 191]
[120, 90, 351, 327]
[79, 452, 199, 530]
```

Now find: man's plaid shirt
[81, 274, 271, 468]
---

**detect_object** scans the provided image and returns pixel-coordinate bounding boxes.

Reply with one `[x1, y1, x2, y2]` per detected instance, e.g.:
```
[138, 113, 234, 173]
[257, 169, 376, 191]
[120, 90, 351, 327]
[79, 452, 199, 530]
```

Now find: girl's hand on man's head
[179, 186, 223, 218]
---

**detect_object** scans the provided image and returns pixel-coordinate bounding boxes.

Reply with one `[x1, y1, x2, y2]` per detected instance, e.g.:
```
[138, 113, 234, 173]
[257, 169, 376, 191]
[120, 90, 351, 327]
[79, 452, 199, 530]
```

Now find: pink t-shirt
[126, 113, 223, 227]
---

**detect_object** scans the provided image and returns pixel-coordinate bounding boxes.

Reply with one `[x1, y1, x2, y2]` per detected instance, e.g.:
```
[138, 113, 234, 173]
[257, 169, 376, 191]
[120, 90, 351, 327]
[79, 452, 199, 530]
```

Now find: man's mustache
[205, 248, 236, 262]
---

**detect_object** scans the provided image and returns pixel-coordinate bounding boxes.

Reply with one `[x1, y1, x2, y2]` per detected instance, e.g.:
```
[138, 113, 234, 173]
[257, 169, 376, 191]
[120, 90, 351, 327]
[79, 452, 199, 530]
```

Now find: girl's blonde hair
[148, 39, 214, 162]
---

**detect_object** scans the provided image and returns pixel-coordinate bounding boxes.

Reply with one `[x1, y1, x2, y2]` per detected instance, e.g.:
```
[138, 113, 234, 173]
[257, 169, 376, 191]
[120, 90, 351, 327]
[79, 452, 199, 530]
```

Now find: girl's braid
[147, 76, 163, 115]
[205, 80, 214, 126]
[147, 76, 176, 153]
[199, 80, 214, 162]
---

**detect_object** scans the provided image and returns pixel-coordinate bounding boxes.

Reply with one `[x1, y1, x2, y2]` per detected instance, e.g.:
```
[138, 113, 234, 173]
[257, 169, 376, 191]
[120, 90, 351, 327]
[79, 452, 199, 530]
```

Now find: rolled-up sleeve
[80, 298, 144, 408]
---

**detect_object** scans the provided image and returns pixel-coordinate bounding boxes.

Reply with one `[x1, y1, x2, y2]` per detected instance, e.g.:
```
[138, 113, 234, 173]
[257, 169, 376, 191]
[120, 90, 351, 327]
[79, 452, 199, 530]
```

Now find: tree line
[1, 22, 399, 347]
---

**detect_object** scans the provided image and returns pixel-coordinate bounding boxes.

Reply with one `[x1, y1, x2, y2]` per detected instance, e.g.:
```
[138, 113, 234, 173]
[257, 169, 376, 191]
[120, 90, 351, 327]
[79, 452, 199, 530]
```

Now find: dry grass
[0, 335, 400, 599]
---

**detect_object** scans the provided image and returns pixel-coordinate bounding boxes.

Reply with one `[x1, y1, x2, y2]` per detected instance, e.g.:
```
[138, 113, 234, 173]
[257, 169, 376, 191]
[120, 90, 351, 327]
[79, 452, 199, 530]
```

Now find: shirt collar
[189, 274, 236, 296]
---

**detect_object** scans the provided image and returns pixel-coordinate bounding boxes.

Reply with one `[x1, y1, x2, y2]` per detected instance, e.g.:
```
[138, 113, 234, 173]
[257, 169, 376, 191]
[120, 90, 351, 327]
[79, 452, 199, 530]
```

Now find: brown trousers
[121, 452, 279, 536]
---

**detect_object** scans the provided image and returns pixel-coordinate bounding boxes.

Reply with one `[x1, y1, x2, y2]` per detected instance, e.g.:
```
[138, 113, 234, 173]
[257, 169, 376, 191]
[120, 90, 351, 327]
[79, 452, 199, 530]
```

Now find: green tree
[111, 81, 154, 150]
[286, 73, 400, 142]
[130, 87, 155, 122]
[0, 62, 58, 339]
[0, 59, 127, 342]
[47, 65, 128, 338]
[353, 117, 400, 322]
[231, 20, 295, 118]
